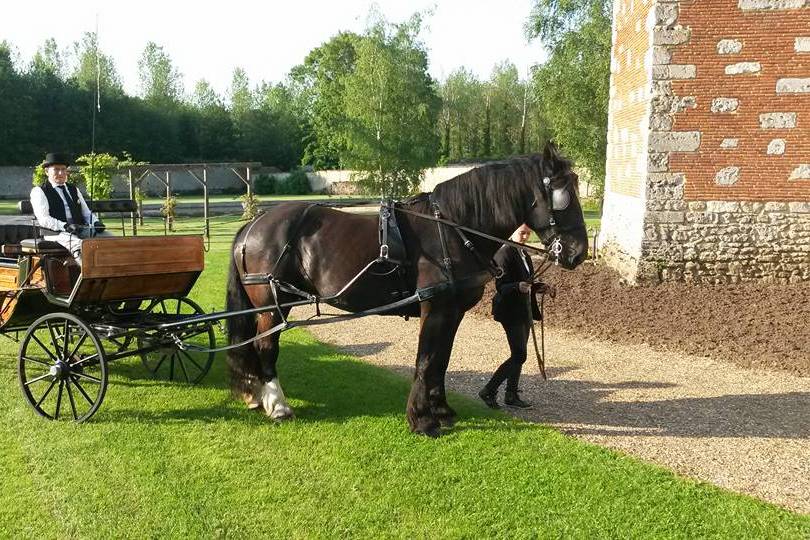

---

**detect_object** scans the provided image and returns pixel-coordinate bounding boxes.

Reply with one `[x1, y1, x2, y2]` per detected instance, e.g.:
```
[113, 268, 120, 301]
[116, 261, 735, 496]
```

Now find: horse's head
[524, 142, 589, 270]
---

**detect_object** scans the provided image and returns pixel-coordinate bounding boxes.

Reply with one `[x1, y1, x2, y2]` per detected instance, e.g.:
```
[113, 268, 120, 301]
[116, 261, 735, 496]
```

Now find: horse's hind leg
[253, 309, 295, 420]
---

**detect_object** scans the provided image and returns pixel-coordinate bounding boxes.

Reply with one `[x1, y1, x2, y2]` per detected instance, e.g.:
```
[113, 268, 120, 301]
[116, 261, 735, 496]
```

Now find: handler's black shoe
[504, 390, 532, 409]
[478, 388, 499, 409]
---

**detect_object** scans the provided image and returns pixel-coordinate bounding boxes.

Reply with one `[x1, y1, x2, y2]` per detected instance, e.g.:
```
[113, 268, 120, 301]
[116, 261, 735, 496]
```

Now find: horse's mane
[426, 154, 558, 235]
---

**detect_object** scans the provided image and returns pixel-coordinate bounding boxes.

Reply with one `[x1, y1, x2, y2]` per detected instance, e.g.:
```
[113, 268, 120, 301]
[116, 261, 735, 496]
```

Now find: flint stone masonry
[720, 138, 739, 149]
[715, 166, 741, 185]
[717, 39, 743, 54]
[759, 112, 798, 128]
[738, 0, 807, 9]
[653, 64, 697, 79]
[649, 131, 701, 152]
[797, 38, 810, 53]
[653, 27, 691, 45]
[725, 62, 762, 75]
[776, 78, 810, 93]
[711, 97, 739, 113]
[789, 164, 810, 180]
[767, 139, 786, 155]
[737, 0, 807, 11]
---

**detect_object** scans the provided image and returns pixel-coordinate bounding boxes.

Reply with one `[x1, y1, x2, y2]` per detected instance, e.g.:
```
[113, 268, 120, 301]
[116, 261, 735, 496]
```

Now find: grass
[1, 220, 806, 538]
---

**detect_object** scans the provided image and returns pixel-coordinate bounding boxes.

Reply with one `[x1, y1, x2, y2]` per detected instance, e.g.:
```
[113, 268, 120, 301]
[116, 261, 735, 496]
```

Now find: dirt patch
[469, 260, 810, 376]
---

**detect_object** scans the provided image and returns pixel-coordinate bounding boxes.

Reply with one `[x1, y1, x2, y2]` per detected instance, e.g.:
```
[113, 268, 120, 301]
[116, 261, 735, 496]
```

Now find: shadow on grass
[90, 340, 512, 432]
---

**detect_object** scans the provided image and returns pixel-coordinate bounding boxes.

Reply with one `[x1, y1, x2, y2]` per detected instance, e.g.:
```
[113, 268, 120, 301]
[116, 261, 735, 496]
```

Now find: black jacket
[491, 245, 541, 324]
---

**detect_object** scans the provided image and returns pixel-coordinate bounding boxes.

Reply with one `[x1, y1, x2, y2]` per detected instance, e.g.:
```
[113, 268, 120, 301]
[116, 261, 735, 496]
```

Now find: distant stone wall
[601, 0, 810, 284]
[0, 164, 485, 200]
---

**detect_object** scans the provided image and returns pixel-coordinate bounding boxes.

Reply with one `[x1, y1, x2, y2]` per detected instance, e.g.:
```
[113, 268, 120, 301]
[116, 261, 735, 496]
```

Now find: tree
[487, 62, 524, 158]
[189, 79, 236, 161]
[30, 38, 65, 79]
[70, 32, 123, 95]
[528, 0, 611, 192]
[341, 13, 440, 197]
[290, 32, 361, 169]
[137, 41, 183, 106]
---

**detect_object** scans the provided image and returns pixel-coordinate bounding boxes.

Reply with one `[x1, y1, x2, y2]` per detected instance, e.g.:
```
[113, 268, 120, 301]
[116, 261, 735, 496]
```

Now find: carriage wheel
[18, 313, 108, 423]
[138, 297, 215, 384]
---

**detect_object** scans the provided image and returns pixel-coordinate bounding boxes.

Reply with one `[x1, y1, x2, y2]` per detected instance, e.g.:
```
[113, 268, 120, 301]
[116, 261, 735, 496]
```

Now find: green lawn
[1, 219, 805, 538]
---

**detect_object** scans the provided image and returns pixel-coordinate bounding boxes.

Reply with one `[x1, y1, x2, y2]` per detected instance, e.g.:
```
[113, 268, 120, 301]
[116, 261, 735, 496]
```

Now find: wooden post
[203, 167, 210, 241]
[166, 171, 172, 232]
[128, 169, 137, 236]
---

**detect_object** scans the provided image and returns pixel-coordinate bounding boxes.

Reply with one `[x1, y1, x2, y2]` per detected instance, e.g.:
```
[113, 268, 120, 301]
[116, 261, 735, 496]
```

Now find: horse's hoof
[420, 425, 442, 438]
[437, 416, 456, 428]
[411, 420, 442, 438]
[269, 406, 295, 421]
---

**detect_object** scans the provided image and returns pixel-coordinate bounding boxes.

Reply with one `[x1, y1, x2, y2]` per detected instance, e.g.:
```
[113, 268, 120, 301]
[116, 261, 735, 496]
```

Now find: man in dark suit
[478, 224, 543, 409]
[30, 152, 110, 265]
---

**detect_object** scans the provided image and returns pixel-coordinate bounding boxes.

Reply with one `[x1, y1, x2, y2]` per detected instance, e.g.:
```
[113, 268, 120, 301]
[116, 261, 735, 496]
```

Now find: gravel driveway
[299, 306, 810, 514]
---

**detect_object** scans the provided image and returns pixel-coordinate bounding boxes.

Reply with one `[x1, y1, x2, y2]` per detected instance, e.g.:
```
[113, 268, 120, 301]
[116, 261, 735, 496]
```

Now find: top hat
[42, 152, 71, 168]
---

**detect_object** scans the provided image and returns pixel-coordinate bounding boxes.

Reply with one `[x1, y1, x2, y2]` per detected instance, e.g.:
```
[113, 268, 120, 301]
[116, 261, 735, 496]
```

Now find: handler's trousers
[484, 320, 531, 393]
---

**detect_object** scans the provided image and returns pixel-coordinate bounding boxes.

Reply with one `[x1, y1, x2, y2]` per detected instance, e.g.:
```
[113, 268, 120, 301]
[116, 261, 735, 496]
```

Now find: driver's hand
[518, 281, 531, 294]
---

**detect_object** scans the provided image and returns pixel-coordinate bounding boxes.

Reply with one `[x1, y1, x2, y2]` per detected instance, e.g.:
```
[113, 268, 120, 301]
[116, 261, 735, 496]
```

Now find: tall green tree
[70, 32, 123, 95]
[188, 79, 236, 161]
[528, 0, 611, 191]
[341, 13, 440, 197]
[488, 62, 525, 158]
[137, 41, 183, 106]
[291, 31, 361, 169]
[30, 38, 65, 79]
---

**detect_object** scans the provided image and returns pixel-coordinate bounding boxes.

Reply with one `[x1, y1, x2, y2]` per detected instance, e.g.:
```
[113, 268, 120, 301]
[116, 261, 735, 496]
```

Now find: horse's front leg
[431, 310, 464, 428]
[407, 302, 461, 437]
[253, 310, 294, 421]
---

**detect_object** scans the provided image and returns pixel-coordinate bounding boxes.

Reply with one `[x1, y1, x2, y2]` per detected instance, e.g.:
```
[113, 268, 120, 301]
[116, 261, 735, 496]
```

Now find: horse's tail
[226, 226, 259, 396]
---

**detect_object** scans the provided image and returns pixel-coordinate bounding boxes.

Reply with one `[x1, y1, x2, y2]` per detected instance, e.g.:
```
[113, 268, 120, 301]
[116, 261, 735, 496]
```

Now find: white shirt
[30, 180, 96, 232]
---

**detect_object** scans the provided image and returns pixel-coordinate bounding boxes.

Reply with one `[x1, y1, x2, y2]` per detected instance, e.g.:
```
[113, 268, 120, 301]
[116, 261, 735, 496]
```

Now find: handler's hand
[63, 223, 80, 235]
[518, 281, 532, 294]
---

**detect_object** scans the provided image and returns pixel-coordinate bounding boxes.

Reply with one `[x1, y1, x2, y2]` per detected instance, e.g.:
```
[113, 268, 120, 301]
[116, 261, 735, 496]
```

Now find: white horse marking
[260, 378, 294, 420]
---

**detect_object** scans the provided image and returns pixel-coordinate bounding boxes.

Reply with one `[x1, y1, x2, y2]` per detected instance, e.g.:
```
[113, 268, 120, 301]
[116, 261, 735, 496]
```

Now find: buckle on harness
[380, 244, 389, 259]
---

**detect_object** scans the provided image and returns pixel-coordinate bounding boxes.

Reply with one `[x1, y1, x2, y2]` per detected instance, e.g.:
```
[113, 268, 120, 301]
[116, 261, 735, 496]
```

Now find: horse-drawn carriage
[0, 200, 216, 422]
[2, 145, 588, 435]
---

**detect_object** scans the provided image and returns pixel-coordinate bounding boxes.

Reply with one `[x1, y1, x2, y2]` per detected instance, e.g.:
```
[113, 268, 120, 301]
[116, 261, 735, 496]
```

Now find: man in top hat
[30, 152, 112, 266]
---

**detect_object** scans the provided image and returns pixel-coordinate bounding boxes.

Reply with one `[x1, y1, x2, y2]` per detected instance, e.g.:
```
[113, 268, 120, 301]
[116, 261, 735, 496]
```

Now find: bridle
[530, 170, 575, 265]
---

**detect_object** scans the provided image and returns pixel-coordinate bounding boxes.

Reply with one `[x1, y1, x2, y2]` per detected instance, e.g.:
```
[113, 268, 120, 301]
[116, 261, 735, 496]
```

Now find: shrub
[276, 169, 312, 195]
[254, 174, 277, 195]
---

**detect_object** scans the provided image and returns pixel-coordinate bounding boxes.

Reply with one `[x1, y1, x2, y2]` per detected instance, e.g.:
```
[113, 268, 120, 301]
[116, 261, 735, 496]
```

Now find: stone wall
[0, 164, 485, 199]
[601, 0, 810, 284]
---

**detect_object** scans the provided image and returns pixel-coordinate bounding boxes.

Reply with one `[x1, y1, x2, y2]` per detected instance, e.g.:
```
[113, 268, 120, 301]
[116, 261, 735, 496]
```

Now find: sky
[0, 0, 546, 98]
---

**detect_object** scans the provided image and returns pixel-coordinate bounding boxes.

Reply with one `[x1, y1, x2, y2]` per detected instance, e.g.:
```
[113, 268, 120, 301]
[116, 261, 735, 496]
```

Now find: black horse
[226, 143, 588, 436]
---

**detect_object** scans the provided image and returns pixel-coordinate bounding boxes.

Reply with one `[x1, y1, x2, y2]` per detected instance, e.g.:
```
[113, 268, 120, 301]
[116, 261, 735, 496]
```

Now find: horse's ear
[543, 141, 558, 161]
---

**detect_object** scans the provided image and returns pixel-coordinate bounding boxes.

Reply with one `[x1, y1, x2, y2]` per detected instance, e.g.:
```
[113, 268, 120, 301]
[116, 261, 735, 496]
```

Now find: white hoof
[260, 378, 294, 420]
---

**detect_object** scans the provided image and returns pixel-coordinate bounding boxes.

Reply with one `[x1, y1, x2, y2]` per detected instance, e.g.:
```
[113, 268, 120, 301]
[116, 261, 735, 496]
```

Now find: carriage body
[0, 202, 215, 422]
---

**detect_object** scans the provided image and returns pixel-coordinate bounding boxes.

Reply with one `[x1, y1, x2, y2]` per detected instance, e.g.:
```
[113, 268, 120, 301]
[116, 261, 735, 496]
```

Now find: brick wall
[601, 0, 810, 284]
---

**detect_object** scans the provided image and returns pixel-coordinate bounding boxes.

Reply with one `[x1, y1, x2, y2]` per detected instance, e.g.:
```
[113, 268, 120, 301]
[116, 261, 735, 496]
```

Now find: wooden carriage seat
[0, 216, 48, 261]
[73, 235, 204, 303]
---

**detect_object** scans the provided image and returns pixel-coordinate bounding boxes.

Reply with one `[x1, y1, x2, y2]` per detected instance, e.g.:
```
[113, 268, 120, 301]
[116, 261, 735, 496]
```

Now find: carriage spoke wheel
[18, 313, 108, 423]
[138, 297, 215, 384]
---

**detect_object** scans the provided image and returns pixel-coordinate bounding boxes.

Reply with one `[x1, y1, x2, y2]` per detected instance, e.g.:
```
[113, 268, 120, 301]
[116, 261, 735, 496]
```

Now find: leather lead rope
[454, 228, 504, 278]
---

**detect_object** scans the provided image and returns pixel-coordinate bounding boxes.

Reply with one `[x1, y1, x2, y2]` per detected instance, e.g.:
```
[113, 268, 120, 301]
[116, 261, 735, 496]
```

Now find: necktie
[520, 249, 531, 276]
[56, 185, 80, 223]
